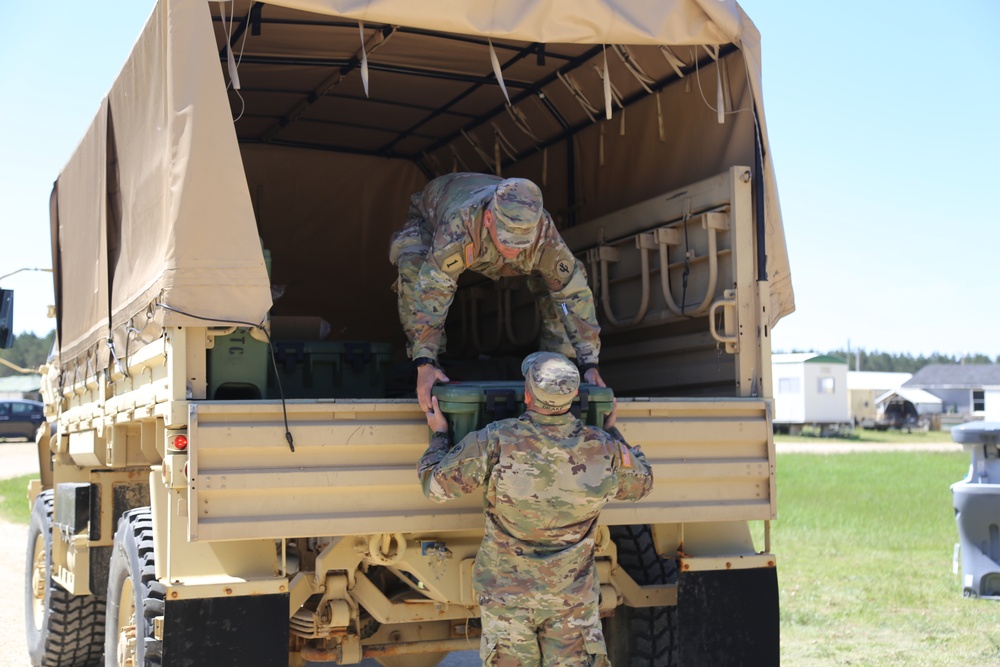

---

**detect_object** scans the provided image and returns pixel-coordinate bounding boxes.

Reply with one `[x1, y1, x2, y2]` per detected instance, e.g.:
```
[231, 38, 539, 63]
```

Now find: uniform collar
[522, 409, 574, 426]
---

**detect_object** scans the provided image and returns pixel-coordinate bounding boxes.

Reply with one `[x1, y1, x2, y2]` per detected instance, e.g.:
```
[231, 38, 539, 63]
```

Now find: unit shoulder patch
[619, 442, 633, 469]
[435, 244, 466, 276]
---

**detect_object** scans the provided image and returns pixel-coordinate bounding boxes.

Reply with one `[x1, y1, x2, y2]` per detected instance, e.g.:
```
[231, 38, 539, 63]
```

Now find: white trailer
[773, 353, 850, 434]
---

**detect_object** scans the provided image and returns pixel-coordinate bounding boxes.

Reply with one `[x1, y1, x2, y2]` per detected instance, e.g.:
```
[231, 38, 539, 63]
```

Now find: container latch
[484, 388, 517, 420]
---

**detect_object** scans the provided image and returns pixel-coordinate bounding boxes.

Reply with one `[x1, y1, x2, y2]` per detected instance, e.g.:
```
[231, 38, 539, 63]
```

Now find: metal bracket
[708, 289, 738, 353]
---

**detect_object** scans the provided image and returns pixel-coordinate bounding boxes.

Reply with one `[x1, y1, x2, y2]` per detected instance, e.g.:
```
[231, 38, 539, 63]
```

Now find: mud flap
[163, 592, 289, 666]
[677, 568, 779, 667]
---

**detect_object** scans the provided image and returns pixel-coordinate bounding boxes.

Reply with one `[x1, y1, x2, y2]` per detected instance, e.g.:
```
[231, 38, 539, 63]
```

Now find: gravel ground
[0, 439, 963, 666]
[0, 442, 41, 667]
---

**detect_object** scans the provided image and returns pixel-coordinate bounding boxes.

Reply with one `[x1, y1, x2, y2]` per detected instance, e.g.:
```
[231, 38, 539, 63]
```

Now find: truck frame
[14, 1, 793, 665]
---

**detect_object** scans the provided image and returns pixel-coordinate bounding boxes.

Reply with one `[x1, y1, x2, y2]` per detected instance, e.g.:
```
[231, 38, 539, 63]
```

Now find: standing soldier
[389, 173, 605, 411]
[418, 352, 653, 666]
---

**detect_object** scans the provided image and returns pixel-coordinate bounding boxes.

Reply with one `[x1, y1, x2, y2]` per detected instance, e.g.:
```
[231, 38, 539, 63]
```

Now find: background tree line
[0, 330, 55, 376]
[819, 349, 997, 374]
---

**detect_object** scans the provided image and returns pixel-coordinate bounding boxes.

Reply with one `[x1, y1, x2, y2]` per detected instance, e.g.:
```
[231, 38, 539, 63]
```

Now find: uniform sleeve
[417, 428, 494, 503]
[534, 220, 601, 366]
[606, 427, 653, 501]
[407, 215, 467, 361]
[407, 262, 458, 361]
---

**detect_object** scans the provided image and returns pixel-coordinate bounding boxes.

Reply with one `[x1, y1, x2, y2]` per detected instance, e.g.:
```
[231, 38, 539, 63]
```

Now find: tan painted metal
[36, 165, 776, 658]
[184, 395, 773, 542]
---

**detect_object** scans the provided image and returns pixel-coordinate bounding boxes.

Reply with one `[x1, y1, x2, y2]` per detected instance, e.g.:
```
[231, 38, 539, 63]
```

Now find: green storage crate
[269, 340, 393, 398]
[208, 329, 269, 399]
[432, 381, 615, 443]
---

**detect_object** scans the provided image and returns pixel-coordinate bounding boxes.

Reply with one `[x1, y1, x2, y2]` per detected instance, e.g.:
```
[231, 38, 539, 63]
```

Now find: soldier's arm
[408, 217, 468, 361]
[535, 225, 601, 368]
[408, 264, 459, 363]
[417, 428, 493, 503]
[606, 429, 654, 501]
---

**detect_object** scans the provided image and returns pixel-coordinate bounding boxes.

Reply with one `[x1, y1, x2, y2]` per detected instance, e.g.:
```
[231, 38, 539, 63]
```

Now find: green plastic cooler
[269, 340, 393, 398]
[432, 381, 615, 443]
[207, 329, 269, 399]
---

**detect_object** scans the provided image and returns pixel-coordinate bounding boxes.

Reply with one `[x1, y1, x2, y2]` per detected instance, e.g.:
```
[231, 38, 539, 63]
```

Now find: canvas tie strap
[358, 22, 370, 97]
[599, 122, 605, 166]
[449, 145, 470, 173]
[593, 63, 625, 134]
[703, 44, 726, 124]
[461, 129, 495, 171]
[488, 39, 511, 105]
[218, 2, 242, 90]
[422, 151, 444, 178]
[656, 92, 665, 142]
[602, 46, 613, 120]
[557, 71, 598, 122]
[505, 104, 541, 145]
[613, 45, 655, 94]
[492, 123, 519, 164]
[451, 153, 457, 173]
[659, 46, 688, 79]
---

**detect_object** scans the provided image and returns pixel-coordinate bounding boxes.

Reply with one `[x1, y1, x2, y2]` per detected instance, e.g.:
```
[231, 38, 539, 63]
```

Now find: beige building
[846, 371, 911, 426]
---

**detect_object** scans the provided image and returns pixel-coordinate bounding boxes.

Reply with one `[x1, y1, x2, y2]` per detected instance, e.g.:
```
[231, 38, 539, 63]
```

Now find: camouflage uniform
[389, 173, 600, 366]
[417, 353, 653, 666]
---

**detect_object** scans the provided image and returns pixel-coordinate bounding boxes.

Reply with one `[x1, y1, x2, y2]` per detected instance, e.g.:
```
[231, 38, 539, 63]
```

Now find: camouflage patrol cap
[522, 351, 580, 411]
[491, 178, 543, 249]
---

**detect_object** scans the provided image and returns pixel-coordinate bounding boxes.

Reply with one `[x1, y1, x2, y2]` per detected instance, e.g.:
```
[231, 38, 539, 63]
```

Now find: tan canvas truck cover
[50, 0, 791, 374]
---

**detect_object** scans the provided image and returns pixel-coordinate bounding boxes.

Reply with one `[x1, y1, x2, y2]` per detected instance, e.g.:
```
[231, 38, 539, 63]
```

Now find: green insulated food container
[269, 340, 393, 398]
[432, 381, 615, 443]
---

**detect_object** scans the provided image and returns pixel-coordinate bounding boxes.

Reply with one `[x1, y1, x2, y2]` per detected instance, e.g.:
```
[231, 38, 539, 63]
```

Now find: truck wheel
[25, 490, 106, 667]
[603, 525, 678, 666]
[105, 508, 164, 666]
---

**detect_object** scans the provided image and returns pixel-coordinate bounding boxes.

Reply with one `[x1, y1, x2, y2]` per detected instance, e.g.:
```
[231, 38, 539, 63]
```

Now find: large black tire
[105, 508, 164, 667]
[603, 525, 678, 667]
[25, 490, 106, 667]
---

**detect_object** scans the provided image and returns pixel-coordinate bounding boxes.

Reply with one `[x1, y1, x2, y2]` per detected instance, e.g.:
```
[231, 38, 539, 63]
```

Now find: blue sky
[1, 1, 998, 358]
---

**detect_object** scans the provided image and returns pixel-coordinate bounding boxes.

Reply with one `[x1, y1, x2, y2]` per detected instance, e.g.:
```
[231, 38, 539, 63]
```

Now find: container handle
[484, 388, 518, 420]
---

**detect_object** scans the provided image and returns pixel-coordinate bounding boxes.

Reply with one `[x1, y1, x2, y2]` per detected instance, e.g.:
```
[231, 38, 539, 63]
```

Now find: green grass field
[774, 452, 1000, 665]
[0, 474, 32, 525]
[3, 453, 998, 665]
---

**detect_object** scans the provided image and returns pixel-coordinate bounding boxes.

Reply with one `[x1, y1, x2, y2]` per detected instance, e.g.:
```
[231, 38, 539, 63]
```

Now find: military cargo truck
[11, 0, 793, 664]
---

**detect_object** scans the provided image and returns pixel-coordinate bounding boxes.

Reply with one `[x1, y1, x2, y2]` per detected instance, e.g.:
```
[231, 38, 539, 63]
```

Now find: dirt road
[0, 442, 40, 667]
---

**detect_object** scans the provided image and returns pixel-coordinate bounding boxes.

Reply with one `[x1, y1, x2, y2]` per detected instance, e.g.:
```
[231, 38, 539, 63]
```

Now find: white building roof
[847, 371, 912, 391]
[875, 388, 943, 406]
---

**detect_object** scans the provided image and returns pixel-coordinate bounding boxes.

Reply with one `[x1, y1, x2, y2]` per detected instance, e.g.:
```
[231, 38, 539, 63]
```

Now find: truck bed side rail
[187, 398, 774, 542]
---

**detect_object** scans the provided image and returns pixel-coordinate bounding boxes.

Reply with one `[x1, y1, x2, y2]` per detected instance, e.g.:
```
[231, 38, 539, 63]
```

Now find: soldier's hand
[425, 396, 449, 432]
[604, 398, 618, 430]
[584, 367, 606, 387]
[417, 363, 450, 412]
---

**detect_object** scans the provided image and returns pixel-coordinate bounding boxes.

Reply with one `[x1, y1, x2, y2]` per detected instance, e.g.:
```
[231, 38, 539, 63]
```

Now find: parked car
[0, 399, 44, 441]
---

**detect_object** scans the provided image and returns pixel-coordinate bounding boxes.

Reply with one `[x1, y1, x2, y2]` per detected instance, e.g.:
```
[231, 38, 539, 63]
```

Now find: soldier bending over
[389, 173, 605, 411]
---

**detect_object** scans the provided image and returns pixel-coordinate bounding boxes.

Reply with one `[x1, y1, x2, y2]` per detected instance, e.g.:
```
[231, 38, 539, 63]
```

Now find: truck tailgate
[187, 398, 774, 542]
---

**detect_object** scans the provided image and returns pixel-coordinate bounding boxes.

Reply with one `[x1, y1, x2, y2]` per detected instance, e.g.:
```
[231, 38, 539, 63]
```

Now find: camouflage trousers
[479, 602, 610, 667]
[389, 217, 575, 359]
